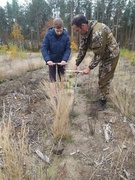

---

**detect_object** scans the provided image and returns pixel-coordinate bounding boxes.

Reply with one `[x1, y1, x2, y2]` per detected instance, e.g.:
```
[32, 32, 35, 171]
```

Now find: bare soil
[0, 53, 135, 180]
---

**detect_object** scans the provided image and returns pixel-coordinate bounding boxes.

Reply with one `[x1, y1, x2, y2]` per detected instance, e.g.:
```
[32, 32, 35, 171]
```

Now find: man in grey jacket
[72, 14, 120, 110]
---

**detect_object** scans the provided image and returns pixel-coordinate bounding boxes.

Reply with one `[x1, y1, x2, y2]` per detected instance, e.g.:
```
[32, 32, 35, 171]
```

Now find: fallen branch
[103, 123, 112, 143]
[35, 150, 50, 163]
[70, 149, 80, 156]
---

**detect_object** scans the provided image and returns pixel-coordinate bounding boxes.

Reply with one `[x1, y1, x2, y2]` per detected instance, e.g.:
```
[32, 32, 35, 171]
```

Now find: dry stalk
[110, 61, 135, 119]
[41, 80, 74, 139]
[0, 105, 50, 179]
[119, 150, 129, 179]
[51, 89, 73, 139]
[89, 151, 115, 180]
[0, 107, 28, 179]
[112, 138, 128, 180]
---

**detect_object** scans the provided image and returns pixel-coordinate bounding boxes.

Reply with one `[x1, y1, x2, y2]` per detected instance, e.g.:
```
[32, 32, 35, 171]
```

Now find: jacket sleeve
[76, 36, 88, 66]
[62, 35, 71, 62]
[89, 29, 107, 69]
[41, 33, 51, 62]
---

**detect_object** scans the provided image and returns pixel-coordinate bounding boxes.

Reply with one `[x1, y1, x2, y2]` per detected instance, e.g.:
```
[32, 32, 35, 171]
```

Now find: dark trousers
[49, 65, 65, 82]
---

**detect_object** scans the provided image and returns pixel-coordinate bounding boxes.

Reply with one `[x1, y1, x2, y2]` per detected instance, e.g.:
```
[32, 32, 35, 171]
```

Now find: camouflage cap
[53, 18, 64, 29]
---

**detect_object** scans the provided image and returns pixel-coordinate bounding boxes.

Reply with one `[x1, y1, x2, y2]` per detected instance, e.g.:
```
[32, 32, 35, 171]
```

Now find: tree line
[0, 0, 135, 51]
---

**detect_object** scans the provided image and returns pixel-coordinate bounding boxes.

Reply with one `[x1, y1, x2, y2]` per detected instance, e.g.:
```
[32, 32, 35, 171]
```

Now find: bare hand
[83, 67, 90, 74]
[47, 61, 55, 66]
[59, 60, 67, 66]
[74, 65, 78, 70]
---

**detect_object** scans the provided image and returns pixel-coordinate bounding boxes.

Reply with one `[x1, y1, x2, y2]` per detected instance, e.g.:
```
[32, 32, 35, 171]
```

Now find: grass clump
[110, 59, 135, 120]
[0, 107, 51, 180]
[0, 110, 29, 179]
[41, 80, 74, 140]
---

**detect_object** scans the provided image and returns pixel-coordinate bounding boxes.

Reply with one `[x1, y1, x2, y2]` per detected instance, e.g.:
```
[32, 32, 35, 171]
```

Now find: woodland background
[0, 1, 135, 179]
[0, 0, 135, 51]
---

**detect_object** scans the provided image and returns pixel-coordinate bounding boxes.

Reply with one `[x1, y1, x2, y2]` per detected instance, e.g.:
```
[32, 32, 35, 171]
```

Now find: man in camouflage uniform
[72, 14, 120, 110]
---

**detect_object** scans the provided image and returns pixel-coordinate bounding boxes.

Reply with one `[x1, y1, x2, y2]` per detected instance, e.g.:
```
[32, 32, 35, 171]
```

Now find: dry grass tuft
[0, 107, 29, 179]
[0, 106, 52, 179]
[0, 53, 45, 82]
[41, 80, 74, 139]
[110, 59, 135, 120]
[51, 89, 73, 139]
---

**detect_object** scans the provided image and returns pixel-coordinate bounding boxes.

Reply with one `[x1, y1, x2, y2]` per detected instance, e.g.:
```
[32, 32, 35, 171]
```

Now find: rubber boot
[98, 99, 106, 111]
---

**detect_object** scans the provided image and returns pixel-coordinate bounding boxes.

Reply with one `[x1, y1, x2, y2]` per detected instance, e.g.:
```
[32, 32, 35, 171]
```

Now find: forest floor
[0, 52, 135, 180]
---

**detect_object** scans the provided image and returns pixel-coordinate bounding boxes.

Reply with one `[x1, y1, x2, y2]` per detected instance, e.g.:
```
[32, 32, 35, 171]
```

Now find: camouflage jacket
[76, 20, 120, 69]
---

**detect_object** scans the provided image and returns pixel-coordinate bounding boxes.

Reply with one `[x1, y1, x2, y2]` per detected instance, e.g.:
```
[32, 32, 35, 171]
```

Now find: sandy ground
[0, 52, 135, 179]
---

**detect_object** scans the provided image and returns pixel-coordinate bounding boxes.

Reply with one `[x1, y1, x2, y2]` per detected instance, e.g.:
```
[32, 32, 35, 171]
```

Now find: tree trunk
[70, 0, 74, 37]
[101, 0, 104, 22]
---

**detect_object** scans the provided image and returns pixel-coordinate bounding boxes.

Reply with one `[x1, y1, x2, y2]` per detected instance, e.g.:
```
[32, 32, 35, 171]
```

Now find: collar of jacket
[82, 20, 97, 38]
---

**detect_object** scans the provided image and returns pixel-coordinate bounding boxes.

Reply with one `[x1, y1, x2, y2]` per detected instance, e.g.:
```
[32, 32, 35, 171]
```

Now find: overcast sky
[0, 0, 11, 7]
[0, 0, 27, 7]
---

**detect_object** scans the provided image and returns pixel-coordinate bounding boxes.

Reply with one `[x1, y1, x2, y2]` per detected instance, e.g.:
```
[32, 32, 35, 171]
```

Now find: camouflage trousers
[98, 55, 119, 100]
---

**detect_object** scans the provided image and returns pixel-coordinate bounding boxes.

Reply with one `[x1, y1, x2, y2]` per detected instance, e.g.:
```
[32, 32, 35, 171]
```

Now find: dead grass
[110, 58, 135, 120]
[0, 52, 135, 179]
[0, 104, 51, 180]
[40, 79, 74, 139]
[0, 53, 45, 82]
[0, 106, 28, 179]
